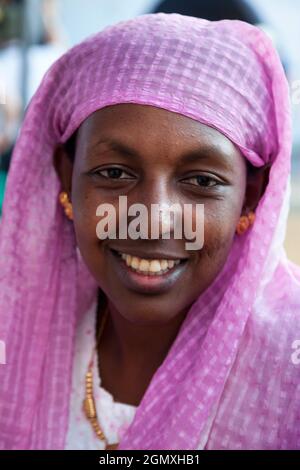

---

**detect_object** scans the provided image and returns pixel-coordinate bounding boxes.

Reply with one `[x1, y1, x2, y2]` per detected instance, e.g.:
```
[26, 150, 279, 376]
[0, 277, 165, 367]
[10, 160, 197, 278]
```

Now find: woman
[0, 13, 299, 450]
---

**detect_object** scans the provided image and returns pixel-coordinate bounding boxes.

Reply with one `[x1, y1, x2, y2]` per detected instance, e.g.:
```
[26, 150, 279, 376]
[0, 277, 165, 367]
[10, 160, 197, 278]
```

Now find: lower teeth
[135, 268, 169, 276]
[128, 266, 171, 276]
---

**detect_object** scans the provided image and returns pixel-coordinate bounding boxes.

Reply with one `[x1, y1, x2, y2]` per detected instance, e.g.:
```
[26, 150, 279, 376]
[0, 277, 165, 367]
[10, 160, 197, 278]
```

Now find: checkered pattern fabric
[0, 13, 299, 449]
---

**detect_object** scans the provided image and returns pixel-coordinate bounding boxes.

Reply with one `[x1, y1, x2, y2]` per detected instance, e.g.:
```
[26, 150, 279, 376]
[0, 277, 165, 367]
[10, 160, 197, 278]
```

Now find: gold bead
[59, 191, 73, 220]
[236, 215, 250, 235]
[64, 205, 73, 220]
[82, 305, 118, 446]
[83, 397, 96, 419]
[59, 191, 68, 204]
[248, 211, 255, 226]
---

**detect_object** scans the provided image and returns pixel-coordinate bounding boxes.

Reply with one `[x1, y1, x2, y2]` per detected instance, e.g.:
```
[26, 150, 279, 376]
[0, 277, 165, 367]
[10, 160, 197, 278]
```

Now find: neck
[95, 300, 190, 406]
[99, 301, 189, 373]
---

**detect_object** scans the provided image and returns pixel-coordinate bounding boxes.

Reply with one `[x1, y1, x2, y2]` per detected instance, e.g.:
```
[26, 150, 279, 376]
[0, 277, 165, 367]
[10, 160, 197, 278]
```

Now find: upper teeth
[119, 253, 181, 275]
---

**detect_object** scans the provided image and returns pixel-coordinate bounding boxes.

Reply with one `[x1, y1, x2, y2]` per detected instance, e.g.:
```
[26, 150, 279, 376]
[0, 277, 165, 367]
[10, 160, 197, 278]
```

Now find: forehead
[76, 103, 244, 168]
[79, 103, 228, 141]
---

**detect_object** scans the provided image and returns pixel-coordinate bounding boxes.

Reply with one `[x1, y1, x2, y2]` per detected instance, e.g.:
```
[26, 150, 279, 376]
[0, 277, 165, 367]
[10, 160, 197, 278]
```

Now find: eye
[94, 167, 135, 180]
[182, 174, 220, 188]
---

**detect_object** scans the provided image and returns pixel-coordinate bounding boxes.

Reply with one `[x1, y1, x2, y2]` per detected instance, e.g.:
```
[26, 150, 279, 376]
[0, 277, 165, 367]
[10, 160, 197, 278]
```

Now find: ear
[242, 163, 270, 214]
[53, 144, 73, 201]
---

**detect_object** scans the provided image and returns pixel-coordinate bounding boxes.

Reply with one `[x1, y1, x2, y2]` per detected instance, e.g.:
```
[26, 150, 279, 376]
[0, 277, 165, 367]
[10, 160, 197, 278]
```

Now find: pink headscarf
[0, 13, 299, 450]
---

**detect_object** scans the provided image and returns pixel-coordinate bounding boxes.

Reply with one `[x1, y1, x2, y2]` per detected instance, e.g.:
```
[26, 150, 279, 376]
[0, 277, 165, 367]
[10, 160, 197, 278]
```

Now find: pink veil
[0, 13, 299, 449]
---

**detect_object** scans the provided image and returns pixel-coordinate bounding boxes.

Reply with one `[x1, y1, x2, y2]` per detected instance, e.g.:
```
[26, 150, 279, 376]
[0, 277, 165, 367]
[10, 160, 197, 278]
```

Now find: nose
[131, 176, 182, 239]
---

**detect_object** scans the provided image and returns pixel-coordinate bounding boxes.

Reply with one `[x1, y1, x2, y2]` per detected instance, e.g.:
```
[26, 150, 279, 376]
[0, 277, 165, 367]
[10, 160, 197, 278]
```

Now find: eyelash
[92, 167, 221, 188]
[181, 175, 220, 188]
[93, 167, 135, 180]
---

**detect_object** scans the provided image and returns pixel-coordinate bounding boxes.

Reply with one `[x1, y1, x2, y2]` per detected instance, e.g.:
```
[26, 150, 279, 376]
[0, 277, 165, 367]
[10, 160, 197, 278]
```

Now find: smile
[118, 252, 181, 276]
[109, 248, 189, 294]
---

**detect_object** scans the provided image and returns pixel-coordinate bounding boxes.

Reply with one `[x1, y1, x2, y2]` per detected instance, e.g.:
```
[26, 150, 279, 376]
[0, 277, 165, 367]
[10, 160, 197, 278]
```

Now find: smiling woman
[55, 104, 260, 319]
[0, 13, 299, 451]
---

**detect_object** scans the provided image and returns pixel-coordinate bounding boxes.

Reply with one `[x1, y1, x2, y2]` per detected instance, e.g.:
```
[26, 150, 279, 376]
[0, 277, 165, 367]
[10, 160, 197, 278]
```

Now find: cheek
[71, 179, 128, 288]
[73, 191, 99, 241]
[71, 178, 107, 270]
[198, 199, 243, 273]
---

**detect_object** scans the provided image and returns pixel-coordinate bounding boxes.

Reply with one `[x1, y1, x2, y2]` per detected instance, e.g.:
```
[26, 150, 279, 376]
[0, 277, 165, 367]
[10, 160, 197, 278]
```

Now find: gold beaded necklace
[82, 304, 119, 450]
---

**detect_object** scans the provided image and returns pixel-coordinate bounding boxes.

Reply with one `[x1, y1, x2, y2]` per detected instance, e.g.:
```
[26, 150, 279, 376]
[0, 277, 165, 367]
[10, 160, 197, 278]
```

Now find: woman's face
[58, 104, 253, 326]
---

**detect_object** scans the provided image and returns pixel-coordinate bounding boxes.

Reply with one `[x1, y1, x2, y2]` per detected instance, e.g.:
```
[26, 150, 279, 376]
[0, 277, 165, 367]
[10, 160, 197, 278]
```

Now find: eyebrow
[87, 137, 232, 164]
[88, 138, 140, 159]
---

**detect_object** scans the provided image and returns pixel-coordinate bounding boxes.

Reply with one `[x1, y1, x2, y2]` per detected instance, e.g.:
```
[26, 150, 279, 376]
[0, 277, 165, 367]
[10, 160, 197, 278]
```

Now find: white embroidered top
[65, 299, 137, 450]
[65, 299, 210, 450]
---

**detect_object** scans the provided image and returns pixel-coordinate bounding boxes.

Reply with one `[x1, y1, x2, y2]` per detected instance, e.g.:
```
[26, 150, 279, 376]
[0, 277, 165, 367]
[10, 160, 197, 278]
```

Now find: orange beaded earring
[59, 191, 73, 220]
[236, 210, 255, 235]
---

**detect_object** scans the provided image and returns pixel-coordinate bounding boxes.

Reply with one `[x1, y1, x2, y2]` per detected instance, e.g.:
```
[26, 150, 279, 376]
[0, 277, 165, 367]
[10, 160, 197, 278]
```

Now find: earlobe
[236, 164, 270, 235]
[59, 191, 73, 220]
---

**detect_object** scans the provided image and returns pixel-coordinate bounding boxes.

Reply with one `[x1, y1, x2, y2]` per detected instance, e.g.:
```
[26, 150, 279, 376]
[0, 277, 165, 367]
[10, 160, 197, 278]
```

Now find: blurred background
[0, 0, 299, 263]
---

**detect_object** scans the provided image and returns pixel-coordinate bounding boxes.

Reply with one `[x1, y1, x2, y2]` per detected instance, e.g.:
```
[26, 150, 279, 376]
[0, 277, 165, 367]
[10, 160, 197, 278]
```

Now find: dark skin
[54, 103, 269, 407]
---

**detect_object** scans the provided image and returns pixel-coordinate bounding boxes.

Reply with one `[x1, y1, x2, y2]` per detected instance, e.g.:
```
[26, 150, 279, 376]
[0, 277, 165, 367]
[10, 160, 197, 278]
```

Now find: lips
[109, 248, 189, 294]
